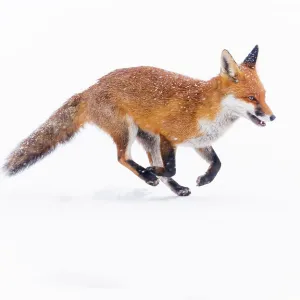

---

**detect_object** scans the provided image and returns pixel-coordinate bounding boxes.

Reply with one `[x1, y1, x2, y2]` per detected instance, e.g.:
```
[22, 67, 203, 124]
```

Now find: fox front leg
[195, 146, 221, 186]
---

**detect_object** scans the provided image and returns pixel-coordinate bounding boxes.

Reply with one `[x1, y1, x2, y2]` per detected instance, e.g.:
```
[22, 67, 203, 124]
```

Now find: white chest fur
[181, 102, 238, 148]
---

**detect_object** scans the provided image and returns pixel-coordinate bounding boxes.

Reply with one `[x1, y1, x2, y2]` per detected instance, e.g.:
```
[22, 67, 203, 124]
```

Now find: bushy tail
[3, 94, 87, 176]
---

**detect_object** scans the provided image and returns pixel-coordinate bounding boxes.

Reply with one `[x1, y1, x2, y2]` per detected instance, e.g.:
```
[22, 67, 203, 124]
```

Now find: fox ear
[243, 45, 259, 68]
[220, 50, 240, 82]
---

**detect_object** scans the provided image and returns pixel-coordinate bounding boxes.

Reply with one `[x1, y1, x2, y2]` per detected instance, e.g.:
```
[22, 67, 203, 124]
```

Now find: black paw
[172, 186, 191, 196]
[196, 175, 213, 186]
[143, 170, 159, 186]
[146, 178, 160, 186]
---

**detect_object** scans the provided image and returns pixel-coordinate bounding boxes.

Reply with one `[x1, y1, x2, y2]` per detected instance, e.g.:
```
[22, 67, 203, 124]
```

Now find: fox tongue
[247, 112, 267, 127]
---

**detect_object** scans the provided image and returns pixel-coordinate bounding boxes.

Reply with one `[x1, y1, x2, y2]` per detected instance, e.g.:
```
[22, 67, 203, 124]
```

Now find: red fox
[3, 45, 275, 196]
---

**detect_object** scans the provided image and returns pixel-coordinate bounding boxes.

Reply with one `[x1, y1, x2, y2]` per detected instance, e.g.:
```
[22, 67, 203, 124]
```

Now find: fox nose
[270, 115, 276, 121]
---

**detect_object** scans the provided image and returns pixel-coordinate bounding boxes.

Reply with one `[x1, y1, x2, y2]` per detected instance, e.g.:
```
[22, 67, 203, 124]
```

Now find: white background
[0, 0, 299, 299]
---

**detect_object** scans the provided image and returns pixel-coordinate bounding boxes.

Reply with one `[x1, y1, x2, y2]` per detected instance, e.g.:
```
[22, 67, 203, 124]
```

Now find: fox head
[220, 45, 276, 127]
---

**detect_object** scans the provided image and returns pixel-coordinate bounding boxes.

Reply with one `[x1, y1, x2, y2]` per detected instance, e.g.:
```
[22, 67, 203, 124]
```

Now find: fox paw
[143, 170, 159, 186]
[175, 186, 191, 196]
[196, 175, 213, 186]
[170, 185, 191, 196]
[146, 178, 160, 186]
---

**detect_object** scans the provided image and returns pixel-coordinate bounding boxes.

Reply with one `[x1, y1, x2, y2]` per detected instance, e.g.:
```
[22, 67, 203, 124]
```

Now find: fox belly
[180, 110, 238, 148]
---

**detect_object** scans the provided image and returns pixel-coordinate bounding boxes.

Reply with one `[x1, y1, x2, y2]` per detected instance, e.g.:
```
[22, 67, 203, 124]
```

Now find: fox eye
[248, 96, 257, 102]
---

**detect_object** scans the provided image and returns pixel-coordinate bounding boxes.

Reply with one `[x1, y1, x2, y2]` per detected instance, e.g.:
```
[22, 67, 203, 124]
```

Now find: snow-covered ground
[0, 1, 300, 299]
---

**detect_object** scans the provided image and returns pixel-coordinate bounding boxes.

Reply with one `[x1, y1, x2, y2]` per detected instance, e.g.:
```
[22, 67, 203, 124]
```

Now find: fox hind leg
[145, 134, 177, 178]
[113, 117, 159, 186]
[138, 129, 191, 196]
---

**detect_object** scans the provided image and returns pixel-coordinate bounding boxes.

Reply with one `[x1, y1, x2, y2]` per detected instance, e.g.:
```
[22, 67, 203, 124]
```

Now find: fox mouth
[247, 112, 266, 127]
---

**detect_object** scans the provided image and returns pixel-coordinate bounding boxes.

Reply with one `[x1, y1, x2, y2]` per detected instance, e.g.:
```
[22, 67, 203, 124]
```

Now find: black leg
[195, 146, 221, 186]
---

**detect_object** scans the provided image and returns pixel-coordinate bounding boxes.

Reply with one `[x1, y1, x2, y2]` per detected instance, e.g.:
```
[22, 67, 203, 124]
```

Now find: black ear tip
[243, 45, 259, 67]
[251, 45, 259, 55]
